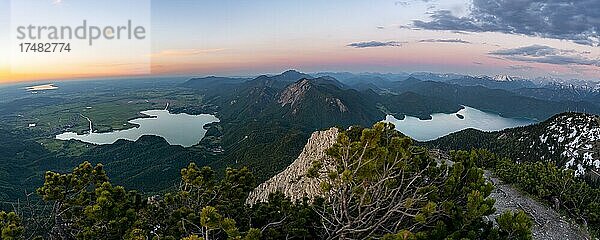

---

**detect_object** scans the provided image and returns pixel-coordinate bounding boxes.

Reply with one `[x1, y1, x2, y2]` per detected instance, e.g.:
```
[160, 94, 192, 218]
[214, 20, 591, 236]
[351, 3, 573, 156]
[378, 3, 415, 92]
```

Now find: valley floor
[485, 171, 590, 240]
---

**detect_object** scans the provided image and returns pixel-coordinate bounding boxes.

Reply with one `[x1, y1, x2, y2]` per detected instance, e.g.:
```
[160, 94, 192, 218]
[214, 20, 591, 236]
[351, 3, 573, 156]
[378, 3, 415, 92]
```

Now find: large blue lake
[56, 110, 219, 147]
[384, 106, 535, 141]
[56, 106, 534, 146]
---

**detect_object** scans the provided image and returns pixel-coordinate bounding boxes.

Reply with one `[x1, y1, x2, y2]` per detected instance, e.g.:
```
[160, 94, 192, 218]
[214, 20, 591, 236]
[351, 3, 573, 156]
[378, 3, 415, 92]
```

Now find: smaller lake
[384, 106, 535, 141]
[56, 110, 219, 147]
[26, 84, 58, 91]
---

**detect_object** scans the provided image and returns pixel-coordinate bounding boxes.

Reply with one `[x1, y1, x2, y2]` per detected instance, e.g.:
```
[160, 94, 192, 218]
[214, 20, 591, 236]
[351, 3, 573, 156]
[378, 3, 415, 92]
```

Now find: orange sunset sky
[1, 0, 599, 84]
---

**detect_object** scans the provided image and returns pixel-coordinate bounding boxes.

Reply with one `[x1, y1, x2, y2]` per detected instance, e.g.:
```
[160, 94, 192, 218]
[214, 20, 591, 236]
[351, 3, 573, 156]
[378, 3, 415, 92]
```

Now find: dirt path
[485, 171, 590, 240]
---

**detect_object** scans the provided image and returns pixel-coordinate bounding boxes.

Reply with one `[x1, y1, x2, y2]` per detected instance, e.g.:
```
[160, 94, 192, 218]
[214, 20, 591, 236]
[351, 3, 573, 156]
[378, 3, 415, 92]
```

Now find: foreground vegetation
[1, 123, 532, 239]
[459, 149, 600, 237]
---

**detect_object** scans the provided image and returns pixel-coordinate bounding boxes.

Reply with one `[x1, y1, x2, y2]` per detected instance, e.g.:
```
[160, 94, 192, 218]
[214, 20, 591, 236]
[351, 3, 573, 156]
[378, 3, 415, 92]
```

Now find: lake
[56, 110, 219, 147]
[26, 84, 58, 91]
[384, 106, 535, 141]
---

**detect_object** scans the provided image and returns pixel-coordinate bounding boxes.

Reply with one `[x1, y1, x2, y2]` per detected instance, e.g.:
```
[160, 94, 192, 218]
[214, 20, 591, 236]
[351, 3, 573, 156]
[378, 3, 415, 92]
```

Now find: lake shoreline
[56, 109, 220, 147]
[384, 106, 536, 141]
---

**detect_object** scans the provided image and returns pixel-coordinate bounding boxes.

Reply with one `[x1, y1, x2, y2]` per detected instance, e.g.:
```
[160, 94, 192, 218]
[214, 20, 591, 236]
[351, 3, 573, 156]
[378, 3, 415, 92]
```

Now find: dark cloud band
[347, 41, 404, 48]
[489, 45, 599, 67]
[412, 0, 600, 46]
[418, 39, 471, 44]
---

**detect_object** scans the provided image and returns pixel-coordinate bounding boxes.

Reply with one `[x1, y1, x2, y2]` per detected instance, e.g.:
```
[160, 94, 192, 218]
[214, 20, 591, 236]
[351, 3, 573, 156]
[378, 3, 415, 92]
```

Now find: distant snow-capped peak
[492, 74, 515, 82]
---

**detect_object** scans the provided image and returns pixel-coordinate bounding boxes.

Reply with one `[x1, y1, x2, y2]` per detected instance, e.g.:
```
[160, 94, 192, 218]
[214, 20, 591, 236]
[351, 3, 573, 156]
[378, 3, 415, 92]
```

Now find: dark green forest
[1, 72, 599, 239]
[2, 71, 599, 205]
[1, 124, 533, 240]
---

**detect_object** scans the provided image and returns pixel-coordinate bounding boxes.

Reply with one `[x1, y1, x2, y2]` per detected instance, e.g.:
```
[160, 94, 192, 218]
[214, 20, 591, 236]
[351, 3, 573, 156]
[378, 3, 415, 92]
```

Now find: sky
[0, 0, 599, 83]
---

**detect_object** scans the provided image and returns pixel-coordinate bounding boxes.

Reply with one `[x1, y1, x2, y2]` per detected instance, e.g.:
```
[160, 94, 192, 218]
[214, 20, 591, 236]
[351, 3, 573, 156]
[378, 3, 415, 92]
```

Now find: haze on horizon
[0, 0, 599, 83]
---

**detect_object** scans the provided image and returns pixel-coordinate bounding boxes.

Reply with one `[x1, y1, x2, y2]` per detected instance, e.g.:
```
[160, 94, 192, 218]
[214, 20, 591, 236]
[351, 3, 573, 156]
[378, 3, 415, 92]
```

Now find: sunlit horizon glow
[1, 0, 599, 84]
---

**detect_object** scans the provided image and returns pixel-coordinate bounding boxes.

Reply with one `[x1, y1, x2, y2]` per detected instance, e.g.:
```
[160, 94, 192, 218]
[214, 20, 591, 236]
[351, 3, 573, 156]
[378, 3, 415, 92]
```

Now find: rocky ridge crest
[246, 127, 338, 204]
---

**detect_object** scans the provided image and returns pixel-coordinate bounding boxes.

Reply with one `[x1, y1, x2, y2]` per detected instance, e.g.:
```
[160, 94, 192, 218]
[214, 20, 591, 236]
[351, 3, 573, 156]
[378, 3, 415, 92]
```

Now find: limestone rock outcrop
[246, 127, 338, 205]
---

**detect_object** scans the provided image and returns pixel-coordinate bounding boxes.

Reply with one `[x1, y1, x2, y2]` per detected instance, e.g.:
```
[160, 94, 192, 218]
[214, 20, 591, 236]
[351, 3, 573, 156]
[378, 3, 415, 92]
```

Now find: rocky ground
[485, 171, 591, 240]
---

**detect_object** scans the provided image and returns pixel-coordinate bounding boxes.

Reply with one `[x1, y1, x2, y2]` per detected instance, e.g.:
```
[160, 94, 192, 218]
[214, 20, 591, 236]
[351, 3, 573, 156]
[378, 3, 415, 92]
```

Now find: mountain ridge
[426, 112, 600, 176]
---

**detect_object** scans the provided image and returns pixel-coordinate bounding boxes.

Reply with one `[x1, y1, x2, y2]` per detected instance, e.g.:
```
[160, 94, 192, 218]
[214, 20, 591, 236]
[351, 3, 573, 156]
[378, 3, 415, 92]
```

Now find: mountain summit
[269, 70, 313, 82]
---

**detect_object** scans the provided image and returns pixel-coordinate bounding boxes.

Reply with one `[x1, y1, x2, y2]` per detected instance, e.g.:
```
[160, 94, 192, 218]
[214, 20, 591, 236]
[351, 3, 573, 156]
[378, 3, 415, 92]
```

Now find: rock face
[278, 79, 311, 108]
[326, 97, 348, 113]
[246, 127, 339, 205]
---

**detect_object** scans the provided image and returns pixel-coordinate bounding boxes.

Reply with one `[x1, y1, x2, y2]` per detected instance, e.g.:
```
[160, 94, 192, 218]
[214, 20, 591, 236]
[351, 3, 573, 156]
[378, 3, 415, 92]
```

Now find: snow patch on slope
[538, 114, 600, 175]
